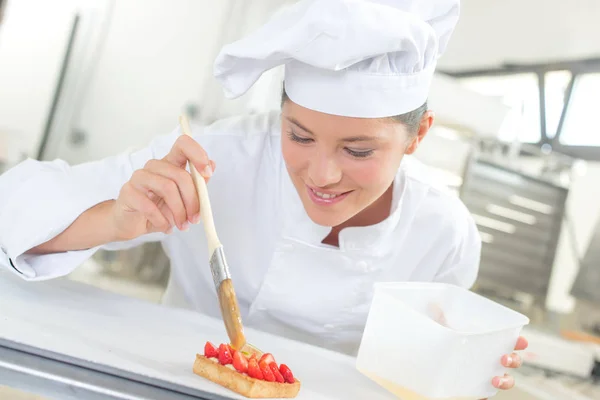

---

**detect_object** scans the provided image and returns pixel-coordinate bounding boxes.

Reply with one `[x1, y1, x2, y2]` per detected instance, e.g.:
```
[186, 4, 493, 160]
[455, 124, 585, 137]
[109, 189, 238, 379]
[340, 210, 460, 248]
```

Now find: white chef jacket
[0, 111, 481, 355]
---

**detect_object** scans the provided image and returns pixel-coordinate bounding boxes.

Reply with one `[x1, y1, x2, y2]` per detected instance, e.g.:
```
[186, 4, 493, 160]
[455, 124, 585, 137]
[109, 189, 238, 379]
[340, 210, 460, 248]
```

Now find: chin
[302, 201, 354, 227]
[307, 210, 348, 227]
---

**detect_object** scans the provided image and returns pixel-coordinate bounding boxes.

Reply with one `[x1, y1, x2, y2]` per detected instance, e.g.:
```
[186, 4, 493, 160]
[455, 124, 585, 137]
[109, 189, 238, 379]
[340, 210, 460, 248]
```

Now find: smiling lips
[306, 185, 352, 205]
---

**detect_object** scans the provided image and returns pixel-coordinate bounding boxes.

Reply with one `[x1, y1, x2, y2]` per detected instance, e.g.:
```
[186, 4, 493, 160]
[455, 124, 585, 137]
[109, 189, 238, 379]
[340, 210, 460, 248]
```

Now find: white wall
[441, 0, 600, 70]
[47, 0, 232, 165]
[41, 0, 288, 165]
[0, 0, 78, 162]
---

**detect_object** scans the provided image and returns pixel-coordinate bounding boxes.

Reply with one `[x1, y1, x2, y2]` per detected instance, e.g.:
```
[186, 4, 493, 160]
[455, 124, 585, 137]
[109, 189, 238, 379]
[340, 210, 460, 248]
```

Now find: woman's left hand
[490, 336, 529, 392]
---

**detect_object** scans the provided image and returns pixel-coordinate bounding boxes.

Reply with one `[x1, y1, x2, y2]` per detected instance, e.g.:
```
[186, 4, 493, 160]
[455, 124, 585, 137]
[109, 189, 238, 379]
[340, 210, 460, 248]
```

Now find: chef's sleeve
[433, 211, 482, 289]
[0, 127, 187, 281]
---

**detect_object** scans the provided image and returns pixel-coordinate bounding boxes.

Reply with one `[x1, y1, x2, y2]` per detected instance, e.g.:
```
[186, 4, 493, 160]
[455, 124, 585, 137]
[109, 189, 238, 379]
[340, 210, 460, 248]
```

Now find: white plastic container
[356, 282, 530, 399]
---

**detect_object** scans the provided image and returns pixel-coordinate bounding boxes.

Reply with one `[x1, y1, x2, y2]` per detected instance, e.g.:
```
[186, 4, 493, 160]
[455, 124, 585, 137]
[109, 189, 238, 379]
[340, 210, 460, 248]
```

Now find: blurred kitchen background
[1, 0, 600, 399]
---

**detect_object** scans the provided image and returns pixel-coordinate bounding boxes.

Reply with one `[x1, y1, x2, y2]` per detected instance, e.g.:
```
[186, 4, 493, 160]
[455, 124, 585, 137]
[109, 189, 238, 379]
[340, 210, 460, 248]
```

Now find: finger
[147, 193, 177, 228]
[209, 159, 216, 177]
[492, 374, 515, 390]
[514, 336, 528, 351]
[164, 135, 212, 178]
[501, 353, 522, 368]
[123, 183, 171, 233]
[154, 196, 177, 228]
[131, 169, 187, 230]
[144, 159, 200, 224]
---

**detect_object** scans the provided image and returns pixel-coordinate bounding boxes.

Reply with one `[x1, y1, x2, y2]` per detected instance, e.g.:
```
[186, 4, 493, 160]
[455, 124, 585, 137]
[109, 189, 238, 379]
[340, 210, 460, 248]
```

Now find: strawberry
[247, 358, 263, 380]
[218, 343, 232, 365]
[246, 353, 259, 366]
[259, 353, 276, 365]
[279, 364, 295, 384]
[204, 341, 218, 358]
[232, 350, 248, 373]
[269, 362, 285, 383]
[259, 360, 276, 382]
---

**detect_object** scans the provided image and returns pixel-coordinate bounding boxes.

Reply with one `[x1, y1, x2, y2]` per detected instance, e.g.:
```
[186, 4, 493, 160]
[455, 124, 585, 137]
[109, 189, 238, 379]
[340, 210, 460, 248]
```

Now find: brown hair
[281, 87, 428, 134]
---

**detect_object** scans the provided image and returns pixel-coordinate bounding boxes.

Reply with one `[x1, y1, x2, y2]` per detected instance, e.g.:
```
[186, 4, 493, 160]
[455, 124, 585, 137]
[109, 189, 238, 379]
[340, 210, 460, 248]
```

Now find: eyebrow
[285, 117, 379, 143]
[286, 117, 314, 134]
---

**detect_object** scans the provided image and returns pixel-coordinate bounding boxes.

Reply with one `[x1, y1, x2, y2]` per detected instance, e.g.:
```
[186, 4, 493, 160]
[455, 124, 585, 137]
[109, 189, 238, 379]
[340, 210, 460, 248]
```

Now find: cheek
[343, 159, 387, 187]
[342, 153, 400, 191]
[281, 139, 306, 174]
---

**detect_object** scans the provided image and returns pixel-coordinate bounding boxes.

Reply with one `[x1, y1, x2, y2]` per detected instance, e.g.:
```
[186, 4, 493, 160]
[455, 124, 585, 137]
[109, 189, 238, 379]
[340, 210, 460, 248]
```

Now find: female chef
[0, 0, 527, 392]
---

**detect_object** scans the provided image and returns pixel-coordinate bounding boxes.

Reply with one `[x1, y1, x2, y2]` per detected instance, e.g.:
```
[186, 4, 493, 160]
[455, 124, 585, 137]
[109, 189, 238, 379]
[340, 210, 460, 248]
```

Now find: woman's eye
[287, 130, 313, 144]
[345, 148, 374, 158]
[287, 129, 373, 158]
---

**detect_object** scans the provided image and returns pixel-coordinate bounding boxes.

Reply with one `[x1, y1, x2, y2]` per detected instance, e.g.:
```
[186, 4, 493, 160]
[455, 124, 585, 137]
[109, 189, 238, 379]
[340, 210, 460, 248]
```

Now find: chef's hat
[213, 0, 460, 118]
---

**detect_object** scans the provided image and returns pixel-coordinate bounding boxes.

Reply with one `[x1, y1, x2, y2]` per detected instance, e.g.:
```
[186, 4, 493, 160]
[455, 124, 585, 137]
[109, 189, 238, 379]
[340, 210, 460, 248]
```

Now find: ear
[405, 110, 435, 155]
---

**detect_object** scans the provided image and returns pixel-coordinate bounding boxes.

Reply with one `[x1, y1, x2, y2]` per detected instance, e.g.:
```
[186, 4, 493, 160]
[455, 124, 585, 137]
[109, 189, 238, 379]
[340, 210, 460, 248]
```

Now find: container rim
[372, 282, 530, 335]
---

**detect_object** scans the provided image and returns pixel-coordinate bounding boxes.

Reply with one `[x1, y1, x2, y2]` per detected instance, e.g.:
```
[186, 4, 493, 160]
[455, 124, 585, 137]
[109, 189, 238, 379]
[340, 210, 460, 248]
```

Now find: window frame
[442, 57, 600, 161]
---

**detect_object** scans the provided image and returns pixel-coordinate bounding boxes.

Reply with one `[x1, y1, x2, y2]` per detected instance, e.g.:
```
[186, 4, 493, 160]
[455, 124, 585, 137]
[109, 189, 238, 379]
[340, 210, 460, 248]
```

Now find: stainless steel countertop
[0, 342, 218, 400]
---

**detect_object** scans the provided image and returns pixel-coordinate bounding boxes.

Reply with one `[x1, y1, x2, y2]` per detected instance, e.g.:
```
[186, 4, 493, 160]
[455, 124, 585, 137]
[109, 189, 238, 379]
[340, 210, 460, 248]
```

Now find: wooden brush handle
[178, 115, 221, 257]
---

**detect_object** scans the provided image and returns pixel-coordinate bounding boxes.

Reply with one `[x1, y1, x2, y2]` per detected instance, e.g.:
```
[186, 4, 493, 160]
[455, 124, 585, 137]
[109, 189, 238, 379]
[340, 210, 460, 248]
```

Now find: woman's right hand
[112, 135, 215, 241]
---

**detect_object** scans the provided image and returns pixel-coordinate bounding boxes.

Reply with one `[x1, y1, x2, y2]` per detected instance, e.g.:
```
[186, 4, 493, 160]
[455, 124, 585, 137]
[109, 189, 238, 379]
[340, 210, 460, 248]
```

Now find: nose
[308, 150, 342, 188]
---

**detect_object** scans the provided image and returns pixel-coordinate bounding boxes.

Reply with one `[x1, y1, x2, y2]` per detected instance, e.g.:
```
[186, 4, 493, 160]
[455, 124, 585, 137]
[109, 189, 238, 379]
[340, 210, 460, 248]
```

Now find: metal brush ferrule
[209, 246, 231, 289]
